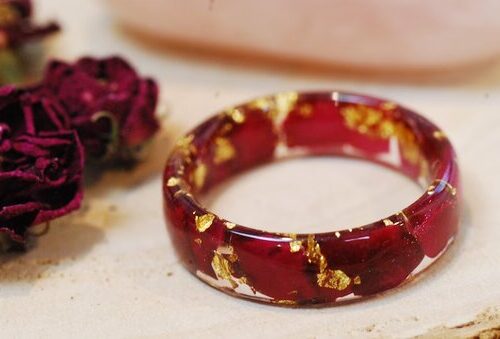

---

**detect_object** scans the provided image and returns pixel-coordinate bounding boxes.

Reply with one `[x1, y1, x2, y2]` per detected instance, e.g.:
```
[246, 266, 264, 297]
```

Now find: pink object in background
[105, 0, 500, 72]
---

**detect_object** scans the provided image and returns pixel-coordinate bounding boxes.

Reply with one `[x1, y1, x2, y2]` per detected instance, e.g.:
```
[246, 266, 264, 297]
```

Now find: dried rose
[0, 0, 60, 84]
[0, 0, 59, 49]
[0, 85, 83, 243]
[42, 56, 160, 163]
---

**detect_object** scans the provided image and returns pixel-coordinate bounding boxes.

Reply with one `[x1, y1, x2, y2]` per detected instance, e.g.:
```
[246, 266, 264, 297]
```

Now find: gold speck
[194, 238, 202, 245]
[317, 269, 351, 290]
[383, 219, 394, 226]
[289, 240, 302, 253]
[249, 97, 272, 111]
[193, 163, 207, 189]
[213, 137, 236, 164]
[305, 234, 355, 291]
[226, 108, 245, 124]
[224, 221, 236, 229]
[228, 252, 239, 263]
[275, 300, 296, 305]
[176, 134, 194, 149]
[195, 213, 215, 232]
[275, 91, 299, 121]
[335, 231, 341, 238]
[305, 234, 328, 272]
[298, 104, 313, 117]
[381, 102, 397, 111]
[166, 177, 181, 187]
[353, 276, 362, 285]
[211, 252, 238, 289]
[433, 130, 447, 140]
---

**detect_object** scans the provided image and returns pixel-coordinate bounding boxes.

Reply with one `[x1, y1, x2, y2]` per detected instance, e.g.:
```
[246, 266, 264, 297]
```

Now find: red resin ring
[163, 91, 460, 306]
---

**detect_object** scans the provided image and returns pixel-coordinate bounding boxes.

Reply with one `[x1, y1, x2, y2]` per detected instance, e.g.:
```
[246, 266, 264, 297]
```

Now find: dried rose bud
[0, 0, 59, 49]
[0, 85, 83, 243]
[42, 56, 160, 164]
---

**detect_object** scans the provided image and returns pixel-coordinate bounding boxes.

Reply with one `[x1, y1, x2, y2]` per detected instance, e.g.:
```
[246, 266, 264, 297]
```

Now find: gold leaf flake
[274, 91, 298, 122]
[298, 104, 313, 117]
[383, 219, 394, 226]
[317, 269, 351, 290]
[381, 102, 397, 111]
[213, 137, 236, 164]
[224, 221, 236, 229]
[305, 234, 327, 272]
[353, 276, 362, 285]
[289, 240, 302, 253]
[192, 163, 207, 189]
[275, 300, 296, 305]
[211, 252, 238, 289]
[166, 177, 181, 187]
[433, 130, 447, 140]
[194, 238, 202, 245]
[248, 97, 273, 111]
[195, 213, 215, 232]
[226, 108, 245, 124]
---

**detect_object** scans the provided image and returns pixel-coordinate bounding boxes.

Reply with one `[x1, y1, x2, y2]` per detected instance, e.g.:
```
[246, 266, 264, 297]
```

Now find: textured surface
[1, 0, 500, 338]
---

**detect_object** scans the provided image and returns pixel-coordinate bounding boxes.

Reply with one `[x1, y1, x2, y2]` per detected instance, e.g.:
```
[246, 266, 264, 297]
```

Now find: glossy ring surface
[163, 91, 460, 306]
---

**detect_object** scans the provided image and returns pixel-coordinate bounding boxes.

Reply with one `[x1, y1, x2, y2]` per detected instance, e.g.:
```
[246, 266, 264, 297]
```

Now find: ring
[163, 91, 460, 306]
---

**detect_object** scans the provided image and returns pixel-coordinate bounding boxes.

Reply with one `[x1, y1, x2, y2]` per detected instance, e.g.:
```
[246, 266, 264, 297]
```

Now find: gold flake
[274, 91, 299, 122]
[228, 252, 239, 263]
[379, 120, 396, 138]
[305, 234, 356, 291]
[305, 234, 327, 272]
[166, 177, 181, 187]
[175, 134, 196, 157]
[194, 238, 202, 245]
[289, 240, 302, 253]
[213, 137, 236, 164]
[317, 269, 351, 290]
[249, 97, 273, 111]
[353, 276, 362, 285]
[226, 108, 245, 124]
[383, 219, 394, 226]
[340, 105, 422, 165]
[195, 213, 215, 232]
[381, 102, 397, 111]
[211, 252, 238, 289]
[433, 130, 447, 140]
[176, 134, 194, 148]
[224, 221, 236, 229]
[192, 163, 207, 189]
[298, 104, 313, 117]
[275, 300, 296, 305]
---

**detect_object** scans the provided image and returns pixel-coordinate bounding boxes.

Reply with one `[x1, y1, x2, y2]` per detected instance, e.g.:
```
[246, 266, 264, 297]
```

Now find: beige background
[1, 0, 499, 338]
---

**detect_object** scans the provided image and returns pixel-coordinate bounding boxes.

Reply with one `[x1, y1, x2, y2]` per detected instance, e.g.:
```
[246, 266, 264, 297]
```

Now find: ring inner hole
[200, 156, 423, 233]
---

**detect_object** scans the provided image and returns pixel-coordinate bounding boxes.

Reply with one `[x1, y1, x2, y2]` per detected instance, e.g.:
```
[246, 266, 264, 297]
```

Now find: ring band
[163, 91, 460, 306]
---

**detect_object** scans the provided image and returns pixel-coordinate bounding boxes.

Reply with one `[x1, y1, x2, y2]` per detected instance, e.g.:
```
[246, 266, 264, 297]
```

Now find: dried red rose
[0, 85, 83, 243]
[42, 56, 160, 163]
[0, 0, 59, 49]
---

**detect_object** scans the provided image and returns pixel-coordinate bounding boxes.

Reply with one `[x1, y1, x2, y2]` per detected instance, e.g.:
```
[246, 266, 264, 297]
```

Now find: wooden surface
[1, 0, 499, 338]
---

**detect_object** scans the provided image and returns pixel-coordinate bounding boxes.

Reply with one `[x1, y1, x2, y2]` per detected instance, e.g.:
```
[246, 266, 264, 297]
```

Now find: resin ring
[163, 91, 460, 306]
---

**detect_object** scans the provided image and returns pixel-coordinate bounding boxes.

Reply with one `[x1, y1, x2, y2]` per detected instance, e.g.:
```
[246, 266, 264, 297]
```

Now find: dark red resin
[163, 92, 460, 306]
